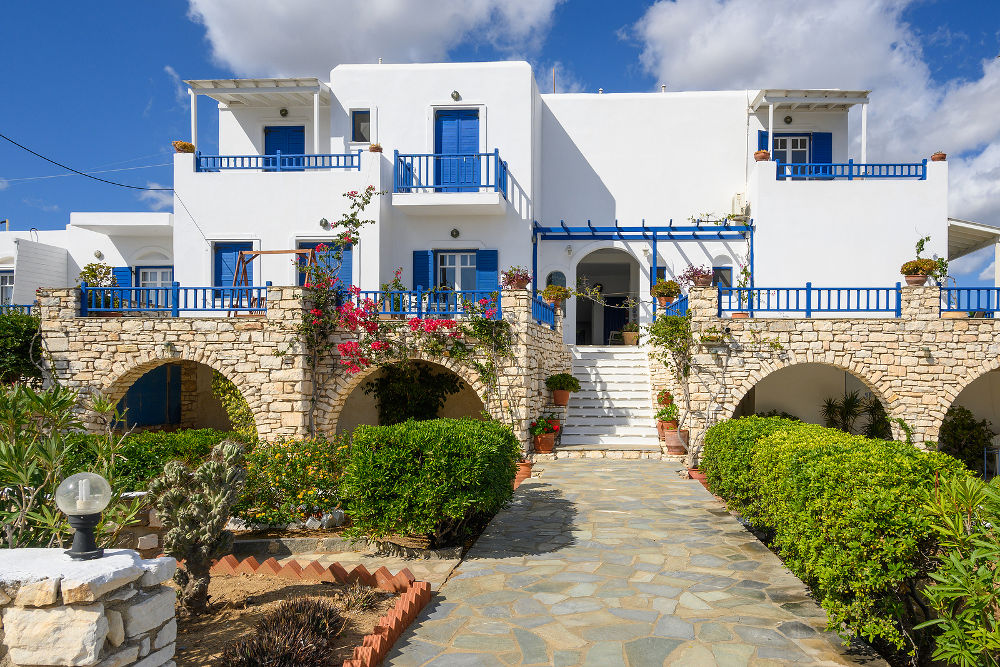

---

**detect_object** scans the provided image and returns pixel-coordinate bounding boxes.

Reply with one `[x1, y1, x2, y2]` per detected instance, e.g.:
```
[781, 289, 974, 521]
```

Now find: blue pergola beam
[536, 233, 748, 241]
[533, 225, 751, 235]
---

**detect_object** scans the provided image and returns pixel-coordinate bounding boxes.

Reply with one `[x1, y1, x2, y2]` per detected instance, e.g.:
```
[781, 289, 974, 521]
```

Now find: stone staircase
[557, 346, 661, 456]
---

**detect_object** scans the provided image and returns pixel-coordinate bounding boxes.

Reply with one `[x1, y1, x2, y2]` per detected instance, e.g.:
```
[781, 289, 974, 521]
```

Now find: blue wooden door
[603, 297, 628, 345]
[119, 364, 181, 427]
[434, 110, 479, 191]
[214, 242, 252, 303]
[264, 126, 305, 171]
[298, 241, 352, 289]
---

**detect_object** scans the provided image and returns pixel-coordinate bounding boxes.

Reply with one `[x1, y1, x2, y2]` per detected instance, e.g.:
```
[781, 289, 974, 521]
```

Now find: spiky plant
[219, 624, 329, 667]
[148, 440, 246, 615]
[821, 391, 865, 433]
[256, 597, 344, 638]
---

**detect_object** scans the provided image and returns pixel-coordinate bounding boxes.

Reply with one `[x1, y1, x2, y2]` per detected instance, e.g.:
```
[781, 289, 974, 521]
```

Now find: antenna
[552, 66, 556, 94]
[661, 84, 667, 93]
[0, 219, 7, 231]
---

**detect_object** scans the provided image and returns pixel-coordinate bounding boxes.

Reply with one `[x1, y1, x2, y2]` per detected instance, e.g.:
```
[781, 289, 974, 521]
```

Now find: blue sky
[1, 1, 998, 281]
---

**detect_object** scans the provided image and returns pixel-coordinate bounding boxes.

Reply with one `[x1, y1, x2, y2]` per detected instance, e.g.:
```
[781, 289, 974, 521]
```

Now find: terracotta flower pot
[622, 331, 639, 346]
[754, 149, 770, 162]
[545, 298, 564, 309]
[693, 275, 713, 287]
[931, 152, 946, 162]
[731, 312, 750, 319]
[508, 279, 530, 290]
[369, 145, 383, 153]
[662, 429, 687, 455]
[656, 296, 674, 307]
[656, 420, 678, 440]
[533, 433, 555, 453]
[514, 461, 533, 488]
[904, 275, 928, 286]
[551, 389, 570, 406]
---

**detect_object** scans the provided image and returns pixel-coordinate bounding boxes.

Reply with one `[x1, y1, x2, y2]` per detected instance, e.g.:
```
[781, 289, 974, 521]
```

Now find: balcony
[392, 150, 510, 216]
[775, 160, 927, 180]
[194, 150, 362, 172]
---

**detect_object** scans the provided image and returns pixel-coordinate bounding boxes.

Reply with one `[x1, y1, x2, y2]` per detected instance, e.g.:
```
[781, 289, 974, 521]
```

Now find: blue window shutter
[336, 245, 353, 289]
[758, 130, 768, 151]
[412, 250, 433, 290]
[112, 267, 132, 287]
[812, 132, 832, 164]
[214, 242, 252, 287]
[476, 249, 499, 293]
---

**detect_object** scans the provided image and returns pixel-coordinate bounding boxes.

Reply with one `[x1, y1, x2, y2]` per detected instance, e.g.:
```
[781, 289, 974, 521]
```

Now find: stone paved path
[387, 460, 885, 666]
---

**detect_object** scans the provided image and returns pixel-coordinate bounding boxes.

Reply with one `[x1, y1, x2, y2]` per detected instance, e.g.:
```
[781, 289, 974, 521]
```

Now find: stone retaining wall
[649, 286, 1000, 456]
[0, 550, 177, 667]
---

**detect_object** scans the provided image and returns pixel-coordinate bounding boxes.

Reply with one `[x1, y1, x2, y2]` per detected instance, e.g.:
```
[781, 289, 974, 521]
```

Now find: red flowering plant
[529, 416, 560, 436]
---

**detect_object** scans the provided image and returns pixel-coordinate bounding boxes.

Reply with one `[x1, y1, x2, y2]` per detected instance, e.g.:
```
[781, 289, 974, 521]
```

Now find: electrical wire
[0, 133, 173, 191]
[1, 162, 172, 184]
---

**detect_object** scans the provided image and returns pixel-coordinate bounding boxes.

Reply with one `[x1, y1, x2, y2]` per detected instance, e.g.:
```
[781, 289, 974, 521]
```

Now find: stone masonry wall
[648, 286, 1000, 456]
[0, 550, 177, 667]
[39, 287, 570, 449]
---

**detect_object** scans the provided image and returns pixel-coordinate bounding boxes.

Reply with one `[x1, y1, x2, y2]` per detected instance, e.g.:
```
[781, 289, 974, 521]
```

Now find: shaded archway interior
[575, 248, 640, 345]
[115, 360, 233, 431]
[335, 360, 487, 436]
[940, 369, 1000, 476]
[732, 362, 891, 430]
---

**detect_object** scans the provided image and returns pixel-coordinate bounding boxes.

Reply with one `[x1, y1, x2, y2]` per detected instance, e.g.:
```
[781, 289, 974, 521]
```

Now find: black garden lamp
[56, 472, 112, 560]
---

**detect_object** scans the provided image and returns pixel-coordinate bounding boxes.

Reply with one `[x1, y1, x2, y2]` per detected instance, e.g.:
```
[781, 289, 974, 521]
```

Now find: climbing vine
[210, 372, 256, 438]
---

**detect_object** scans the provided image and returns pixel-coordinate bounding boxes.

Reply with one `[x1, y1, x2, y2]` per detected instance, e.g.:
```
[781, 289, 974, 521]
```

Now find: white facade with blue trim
[2, 61, 997, 346]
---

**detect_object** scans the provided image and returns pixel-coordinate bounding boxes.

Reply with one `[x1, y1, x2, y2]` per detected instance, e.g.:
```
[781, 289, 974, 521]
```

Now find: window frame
[771, 134, 812, 164]
[712, 266, 733, 288]
[136, 266, 174, 289]
[434, 250, 477, 291]
[351, 109, 371, 144]
[0, 270, 13, 305]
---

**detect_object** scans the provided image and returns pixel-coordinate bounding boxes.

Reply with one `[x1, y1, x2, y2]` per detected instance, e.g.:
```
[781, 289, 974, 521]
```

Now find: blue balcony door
[214, 242, 252, 303]
[264, 125, 305, 171]
[297, 241, 352, 290]
[434, 110, 480, 192]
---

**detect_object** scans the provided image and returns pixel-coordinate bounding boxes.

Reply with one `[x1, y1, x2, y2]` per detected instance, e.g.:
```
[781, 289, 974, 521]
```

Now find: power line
[0, 133, 173, 191]
[2, 162, 172, 184]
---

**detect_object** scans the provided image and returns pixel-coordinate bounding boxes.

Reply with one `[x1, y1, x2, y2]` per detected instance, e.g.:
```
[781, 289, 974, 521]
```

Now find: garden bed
[174, 574, 396, 666]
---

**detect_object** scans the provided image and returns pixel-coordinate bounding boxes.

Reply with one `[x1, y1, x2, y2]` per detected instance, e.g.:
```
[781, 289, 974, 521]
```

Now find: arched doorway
[574, 248, 641, 345]
[335, 360, 486, 436]
[112, 360, 245, 433]
[939, 370, 1000, 476]
[732, 363, 891, 437]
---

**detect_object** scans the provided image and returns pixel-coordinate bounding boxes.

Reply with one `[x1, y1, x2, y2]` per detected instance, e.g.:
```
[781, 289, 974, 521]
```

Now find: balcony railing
[719, 284, 902, 317]
[0, 304, 34, 315]
[352, 288, 502, 320]
[660, 295, 688, 317]
[80, 282, 268, 316]
[195, 150, 362, 172]
[776, 159, 927, 180]
[531, 296, 556, 329]
[940, 287, 999, 317]
[393, 150, 509, 199]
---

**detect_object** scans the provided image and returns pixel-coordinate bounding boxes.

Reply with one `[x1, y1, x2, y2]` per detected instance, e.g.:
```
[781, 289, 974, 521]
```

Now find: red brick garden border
[209, 554, 433, 666]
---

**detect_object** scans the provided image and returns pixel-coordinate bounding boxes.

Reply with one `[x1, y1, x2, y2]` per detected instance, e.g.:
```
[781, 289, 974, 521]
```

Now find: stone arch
[933, 355, 1000, 447]
[96, 347, 263, 436]
[720, 351, 904, 433]
[317, 353, 492, 435]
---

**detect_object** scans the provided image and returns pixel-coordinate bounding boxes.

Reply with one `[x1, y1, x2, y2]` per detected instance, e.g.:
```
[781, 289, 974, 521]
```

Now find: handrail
[0, 304, 34, 315]
[775, 159, 926, 180]
[660, 295, 688, 317]
[718, 284, 902, 318]
[195, 150, 363, 172]
[940, 287, 1000, 316]
[352, 288, 502, 320]
[531, 295, 556, 329]
[80, 282, 269, 316]
[393, 150, 509, 199]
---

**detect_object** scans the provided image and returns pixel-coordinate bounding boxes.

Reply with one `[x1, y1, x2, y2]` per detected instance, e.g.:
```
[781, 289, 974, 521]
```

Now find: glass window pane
[352, 110, 370, 143]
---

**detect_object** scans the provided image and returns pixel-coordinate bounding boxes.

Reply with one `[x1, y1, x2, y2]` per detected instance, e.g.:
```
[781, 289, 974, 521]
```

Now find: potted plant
[656, 389, 674, 407]
[655, 403, 679, 440]
[622, 321, 640, 345]
[679, 265, 714, 288]
[502, 266, 531, 290]
[900, 235, 948, 286]
[731, 263, 752, 318]
[931, 151, 946, 162]
[542, 284, 571, 308]
[369, 143, 383, 153]
[172, 140, 195, 153]
[529, 416, 560, 453]
[514, 458, 533, 488]
[754, 149, 770, 162]
[650, 279, 681, 307]
[546, 373, 580, 406]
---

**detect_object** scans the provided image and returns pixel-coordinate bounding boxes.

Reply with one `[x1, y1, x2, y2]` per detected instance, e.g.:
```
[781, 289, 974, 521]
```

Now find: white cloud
[164, 65, 189, 108]
[0, 177, 7, 191]
[137, 183, 173, 211]
[186, 0, 564, 77]
[632, 0, 1000, 227]
[978, 259, 995, 282]
[21, 198, 59, 213]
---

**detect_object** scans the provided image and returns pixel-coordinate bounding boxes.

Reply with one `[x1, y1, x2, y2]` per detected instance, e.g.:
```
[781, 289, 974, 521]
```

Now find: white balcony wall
[171, 152, 383, 289]
[748, 110, 850, 165]
[748, 160, 948, 286]
[218, 105, 333, 156]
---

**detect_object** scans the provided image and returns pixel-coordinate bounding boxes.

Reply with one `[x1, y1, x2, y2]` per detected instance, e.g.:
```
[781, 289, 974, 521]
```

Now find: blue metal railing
[0, 304, 34, 315]
[195, 150, 362, 172]
[776, 160, 927, 180]
[80, 282, 269, 316]
[352, 288, 502, 320]
[660, 295, 688, 317]
[719, 284, 902, 318]
[393, 150, 509, 199]
[940, 287, 1000, 317]
[532, 296, 556, 329]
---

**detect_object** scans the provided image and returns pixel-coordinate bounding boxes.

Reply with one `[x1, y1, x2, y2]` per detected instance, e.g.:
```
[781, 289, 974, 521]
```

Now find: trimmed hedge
[341, 418, 520, 547]
[701, 417, 968, 653]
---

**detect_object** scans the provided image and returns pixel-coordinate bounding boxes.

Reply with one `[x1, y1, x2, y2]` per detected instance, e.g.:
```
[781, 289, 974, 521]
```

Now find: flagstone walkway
[387, 460, 885, 666]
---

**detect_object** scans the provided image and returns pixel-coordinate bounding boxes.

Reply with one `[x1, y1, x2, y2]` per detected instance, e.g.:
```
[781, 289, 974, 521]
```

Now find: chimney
[661, 84, 667, 93]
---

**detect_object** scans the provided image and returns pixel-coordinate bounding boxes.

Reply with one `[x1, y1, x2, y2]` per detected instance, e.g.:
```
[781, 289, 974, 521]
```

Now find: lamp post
[55, 472, 112, 560]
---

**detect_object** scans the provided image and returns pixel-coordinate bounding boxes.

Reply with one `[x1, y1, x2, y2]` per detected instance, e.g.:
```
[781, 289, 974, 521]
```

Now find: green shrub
[363, 361, 463, 425]
[701, 417, 968, 655]
[545, 373, 580, 392]
[341, 418, 519, 547]
[938, 405, 995, 475]
[0, 313, 42, 384]
[234, 436, 346, 526]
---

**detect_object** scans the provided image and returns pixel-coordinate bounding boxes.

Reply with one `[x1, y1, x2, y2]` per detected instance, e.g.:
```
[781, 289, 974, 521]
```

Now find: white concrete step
[570, 397, 652, 408]
[561, 426, 659, 437]
[559, 435, 660, 448]
[567, 408, 657, 419]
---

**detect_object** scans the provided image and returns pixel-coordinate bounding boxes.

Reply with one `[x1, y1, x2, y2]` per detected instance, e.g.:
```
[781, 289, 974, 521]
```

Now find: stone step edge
[207, 554, 432, 667]
[530, 450, 687, 461]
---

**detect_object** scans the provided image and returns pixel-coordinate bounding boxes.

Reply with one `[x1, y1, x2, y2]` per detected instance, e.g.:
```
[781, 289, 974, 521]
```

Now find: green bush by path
[0, 313, 42, 384]
[700, 417, 968, 657]
[341, 418, 520, 547]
